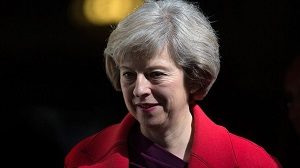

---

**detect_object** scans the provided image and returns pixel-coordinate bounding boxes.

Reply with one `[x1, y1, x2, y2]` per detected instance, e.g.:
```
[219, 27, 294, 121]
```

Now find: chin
[140, 117, 167, 128]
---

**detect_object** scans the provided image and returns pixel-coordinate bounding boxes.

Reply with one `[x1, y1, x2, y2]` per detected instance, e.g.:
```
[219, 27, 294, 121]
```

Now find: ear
[190, 87, 198, 94]
[190, 88, 205, 101]
[189, 84, 205, 101]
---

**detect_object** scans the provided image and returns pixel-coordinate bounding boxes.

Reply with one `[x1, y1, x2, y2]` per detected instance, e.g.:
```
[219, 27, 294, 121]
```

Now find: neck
[140, 108, 193, 161]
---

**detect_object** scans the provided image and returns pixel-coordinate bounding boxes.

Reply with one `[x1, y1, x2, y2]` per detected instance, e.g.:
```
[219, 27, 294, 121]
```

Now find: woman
[65, 0, 280, 167]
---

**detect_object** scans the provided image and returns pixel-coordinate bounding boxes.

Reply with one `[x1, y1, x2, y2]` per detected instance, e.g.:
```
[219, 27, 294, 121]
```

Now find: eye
[148, 71, 165, 79]
[121, 71, 136, 80]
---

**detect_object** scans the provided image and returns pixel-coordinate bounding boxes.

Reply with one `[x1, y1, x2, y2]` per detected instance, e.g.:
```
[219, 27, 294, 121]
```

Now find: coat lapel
[189, 105, 238, 168]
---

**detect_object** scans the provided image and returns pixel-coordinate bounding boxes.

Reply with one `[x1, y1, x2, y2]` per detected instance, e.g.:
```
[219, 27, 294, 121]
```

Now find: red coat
[65, 105, 280, 168]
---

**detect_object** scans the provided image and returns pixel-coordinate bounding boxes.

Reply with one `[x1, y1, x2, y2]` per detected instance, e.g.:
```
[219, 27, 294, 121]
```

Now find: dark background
[1, 0, 299, 167]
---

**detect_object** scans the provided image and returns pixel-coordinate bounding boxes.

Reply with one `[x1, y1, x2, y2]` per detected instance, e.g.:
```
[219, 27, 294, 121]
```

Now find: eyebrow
[119, 66, 132, 70]
[119, 65, 171, 71]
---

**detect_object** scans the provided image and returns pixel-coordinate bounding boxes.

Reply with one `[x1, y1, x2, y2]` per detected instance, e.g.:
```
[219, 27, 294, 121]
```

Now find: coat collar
[85, 104, 237, 167]
[84, 113, 135, 162]
[189, 105, 238, 167]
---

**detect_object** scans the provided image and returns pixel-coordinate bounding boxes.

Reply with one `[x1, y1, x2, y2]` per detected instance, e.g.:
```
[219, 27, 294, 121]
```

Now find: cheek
[154, 83, 188, 104]
[121, 87, 137, 109]
[121, 87, 132, 101]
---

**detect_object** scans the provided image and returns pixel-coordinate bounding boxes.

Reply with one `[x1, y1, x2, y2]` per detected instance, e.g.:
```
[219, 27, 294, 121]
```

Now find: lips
[136, 103, 159, 110]
[138, 103, 157, 109]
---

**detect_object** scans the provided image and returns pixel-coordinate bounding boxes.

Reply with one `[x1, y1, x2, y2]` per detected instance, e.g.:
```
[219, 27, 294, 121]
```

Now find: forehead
[119, 47, 176, 68]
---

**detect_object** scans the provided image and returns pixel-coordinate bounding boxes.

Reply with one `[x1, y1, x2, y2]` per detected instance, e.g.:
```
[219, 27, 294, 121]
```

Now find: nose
[133, 74, 151, 97]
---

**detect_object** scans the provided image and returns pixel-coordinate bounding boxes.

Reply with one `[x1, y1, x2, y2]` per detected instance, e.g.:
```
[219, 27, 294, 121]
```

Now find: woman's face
[119, 48, 191, 128]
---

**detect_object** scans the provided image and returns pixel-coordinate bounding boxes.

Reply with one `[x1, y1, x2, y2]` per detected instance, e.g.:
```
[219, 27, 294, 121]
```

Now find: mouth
[136, 103, 159, 109]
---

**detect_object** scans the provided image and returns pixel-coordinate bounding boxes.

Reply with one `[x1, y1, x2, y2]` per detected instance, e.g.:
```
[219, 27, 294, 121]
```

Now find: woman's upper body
[64, 105, 280, 168]
[65, 0, 281, 167]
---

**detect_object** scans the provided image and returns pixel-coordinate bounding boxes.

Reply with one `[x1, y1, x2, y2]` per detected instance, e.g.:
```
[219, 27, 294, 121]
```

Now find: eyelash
[122, 72, 136, 79]
[121, 71, 166, 80]
[148, 71, 165, 79]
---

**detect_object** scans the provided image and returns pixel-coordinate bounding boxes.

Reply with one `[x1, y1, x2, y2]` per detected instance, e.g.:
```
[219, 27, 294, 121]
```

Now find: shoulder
[64, 124, 120, 168]
[64, 113, 136, 168]
[229, 133, 280, 167]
